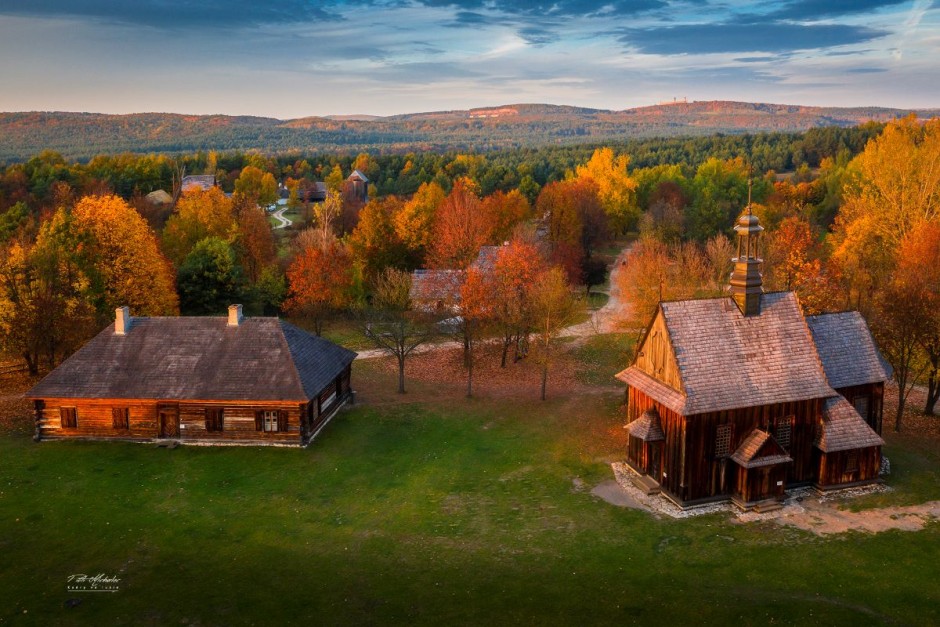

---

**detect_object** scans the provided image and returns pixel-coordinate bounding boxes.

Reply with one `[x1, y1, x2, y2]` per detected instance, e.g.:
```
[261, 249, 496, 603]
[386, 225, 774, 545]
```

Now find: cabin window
[111, 407, 129, 430]
[263, 410, 280, 432]
[60, 407, 77, 428]
[853, 396, 870, 419]
[205, 408, 224, 432]
[845, 450, 859, 473]
[715, 424, 733, 458]
[774, 416, 793, 451]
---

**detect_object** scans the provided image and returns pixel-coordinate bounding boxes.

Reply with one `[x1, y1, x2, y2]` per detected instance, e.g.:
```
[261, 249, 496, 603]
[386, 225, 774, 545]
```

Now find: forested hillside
[2, 101, 937, 162]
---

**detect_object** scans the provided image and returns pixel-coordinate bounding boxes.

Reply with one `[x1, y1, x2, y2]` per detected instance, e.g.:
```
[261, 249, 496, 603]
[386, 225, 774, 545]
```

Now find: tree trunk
[925, 351, 939, 416]
[500, 335, 511, 368]
[314, 318, 323, 337]
[397, 354, 406, 394]
[466, 348, 474, 398]
[926, 369, 938, 416]
[540, 363, 548, 401]
[23, 351, 38, 376]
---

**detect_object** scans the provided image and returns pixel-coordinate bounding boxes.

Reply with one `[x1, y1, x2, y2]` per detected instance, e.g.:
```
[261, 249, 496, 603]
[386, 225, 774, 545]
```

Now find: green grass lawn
[1, 351, 938, 625]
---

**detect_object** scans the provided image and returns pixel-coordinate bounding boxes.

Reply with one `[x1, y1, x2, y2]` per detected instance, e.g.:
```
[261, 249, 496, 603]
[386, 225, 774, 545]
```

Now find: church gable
[634, 308, 683, 393]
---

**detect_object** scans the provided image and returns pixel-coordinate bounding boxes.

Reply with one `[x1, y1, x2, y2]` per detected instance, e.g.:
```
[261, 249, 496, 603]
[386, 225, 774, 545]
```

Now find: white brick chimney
[227, 304, 243, 327]
[115, 306, 131, 335]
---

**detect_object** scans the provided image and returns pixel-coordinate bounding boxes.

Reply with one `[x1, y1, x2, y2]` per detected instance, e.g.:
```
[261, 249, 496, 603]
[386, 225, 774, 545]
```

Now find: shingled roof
[26, 317, 356, 402]
[410, 269, 464, 304]
[625, 408, 665, 441]
[730, 429, 792, 468]
[806, 311, 893, 389]
[617, 293, 834, 415]
[816, 396, 885, 453]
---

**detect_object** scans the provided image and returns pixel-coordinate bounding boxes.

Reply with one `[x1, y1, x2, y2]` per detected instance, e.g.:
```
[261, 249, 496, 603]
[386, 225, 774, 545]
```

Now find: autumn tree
[348, 196, 408, 280]
[69, 194, 179, 317]
[284, 240, 354, 336]
[574, 147, 640, 233]
[360, 268, 435, 394]
[394, 181, 445, 264]
[639, 180, 687, 243]
[491, 238, 544, 367]
[704, 233, 734, 294]
[456, 267, 495, 397]
[761, 217, 834, 314]
[529, 266, 578, 400]
[687, 157, 754, 242]
[894, 222, 940, 416]
[313, 189, 343, 242]
[235, 202, 276, 284]
[537, 179, 605, 285]
[177, 237, 246, 315]
[233, 165, 277, 208]
[427, 179, 492, 270]
[481, 189, 531, 243]
[162, 187, 236, 266]
[0, 235, 95, 374]
[831, 115, 940, 312]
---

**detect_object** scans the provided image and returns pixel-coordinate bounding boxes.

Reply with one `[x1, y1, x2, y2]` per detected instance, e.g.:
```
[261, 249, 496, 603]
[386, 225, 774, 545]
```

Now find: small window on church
[853, 396, 870, 419]
[845, 450, 859, 473]
[774, 416, 793, 450]
[715, 424, 733, 458]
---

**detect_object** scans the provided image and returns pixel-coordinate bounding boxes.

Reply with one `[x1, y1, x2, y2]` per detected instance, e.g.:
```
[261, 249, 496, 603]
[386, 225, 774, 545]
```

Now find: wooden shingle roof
[806, 311, 892, 389]
[409, 269, 464, 303]
[730, 429, 792, 468]
[625, 408, 665, 441]
[618, 293, 835, 416]
[27, 317, 355, 403]
[816, 396, 885, 453]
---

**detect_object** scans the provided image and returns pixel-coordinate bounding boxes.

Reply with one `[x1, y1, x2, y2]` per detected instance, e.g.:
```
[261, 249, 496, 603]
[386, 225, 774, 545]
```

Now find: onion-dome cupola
[729, 195, 764, 316]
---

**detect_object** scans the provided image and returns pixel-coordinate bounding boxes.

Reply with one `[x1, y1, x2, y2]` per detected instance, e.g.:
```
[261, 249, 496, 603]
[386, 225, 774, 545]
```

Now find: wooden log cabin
[26, 305, 356, 447]
[616, 208, 890, 510]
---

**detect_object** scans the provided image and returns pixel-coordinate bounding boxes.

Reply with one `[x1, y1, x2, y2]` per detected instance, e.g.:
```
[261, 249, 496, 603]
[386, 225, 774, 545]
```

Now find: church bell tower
[729, 197, 764, 316]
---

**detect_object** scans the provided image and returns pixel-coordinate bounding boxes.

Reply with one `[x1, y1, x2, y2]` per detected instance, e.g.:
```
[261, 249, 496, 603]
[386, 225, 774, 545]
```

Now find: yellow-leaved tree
[162, 187, 236, 266]
[69, 194, 179, 317]
[575, 147, 640, 234]
[831, 115, 940, 311]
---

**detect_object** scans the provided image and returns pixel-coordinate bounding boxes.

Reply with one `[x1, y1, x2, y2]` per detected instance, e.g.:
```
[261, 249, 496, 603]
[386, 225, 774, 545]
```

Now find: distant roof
[410, 269, 464, 303]
[731, 429, 792, 468]
[625, 408, 665, 442]
[816, 396, 885, 453]
[145, 189, 173, 205]
[181, 175, 216, 192]
[806, 311, 892, 389]
[348, 169, 369, 183]
[617, 293, 834, 415]
[470, 245, 502, 273]
[27, 317, 355, 403]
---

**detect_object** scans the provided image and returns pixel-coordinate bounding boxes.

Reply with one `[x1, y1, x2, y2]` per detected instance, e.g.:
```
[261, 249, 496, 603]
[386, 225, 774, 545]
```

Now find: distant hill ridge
[2, 101, 937, 162]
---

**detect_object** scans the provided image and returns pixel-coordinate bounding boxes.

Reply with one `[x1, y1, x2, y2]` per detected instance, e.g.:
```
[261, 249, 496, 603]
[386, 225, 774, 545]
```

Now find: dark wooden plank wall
[734, 464, 787, 505]
[834, 382, 884, 434]
[628, 387, 822, 504]
[816, 446, 881, 487]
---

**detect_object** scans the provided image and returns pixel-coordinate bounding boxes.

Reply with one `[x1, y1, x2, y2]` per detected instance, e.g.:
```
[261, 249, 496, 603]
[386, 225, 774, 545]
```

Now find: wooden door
[649, 443, 662, 482]
[159, 408, 179, 438]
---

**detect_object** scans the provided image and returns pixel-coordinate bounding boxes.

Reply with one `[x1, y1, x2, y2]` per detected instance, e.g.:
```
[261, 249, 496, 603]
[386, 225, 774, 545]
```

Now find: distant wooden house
[26, 305, 356, 447]
[409, 269, 464, 312]
[616, 209, 888, 510]
[344, 170, 369, 203]
[180, 175, 217, 193]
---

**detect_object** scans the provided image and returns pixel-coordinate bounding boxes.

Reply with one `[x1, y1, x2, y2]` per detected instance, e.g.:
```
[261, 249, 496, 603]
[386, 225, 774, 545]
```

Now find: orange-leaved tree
[427, 179, 493, 270]
[162, 187, 236, 266]
[284, 239, 353, 336]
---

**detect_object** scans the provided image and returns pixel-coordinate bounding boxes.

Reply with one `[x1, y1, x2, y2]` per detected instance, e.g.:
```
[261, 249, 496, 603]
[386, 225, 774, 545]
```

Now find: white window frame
[263, 410, 280, 432]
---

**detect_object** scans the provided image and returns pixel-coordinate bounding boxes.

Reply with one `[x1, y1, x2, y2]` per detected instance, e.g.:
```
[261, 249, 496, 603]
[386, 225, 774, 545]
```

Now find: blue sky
[0, 0, 936, 117]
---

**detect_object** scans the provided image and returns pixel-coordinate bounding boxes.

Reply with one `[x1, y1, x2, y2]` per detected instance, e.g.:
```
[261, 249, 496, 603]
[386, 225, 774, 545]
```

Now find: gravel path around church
[594, 462, 940, 535]
[271, 207, 292, 229]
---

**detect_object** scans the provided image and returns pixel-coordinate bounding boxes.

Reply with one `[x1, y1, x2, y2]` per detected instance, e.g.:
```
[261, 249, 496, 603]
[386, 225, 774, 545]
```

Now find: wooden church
[616, 208, 890, 510]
